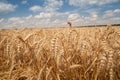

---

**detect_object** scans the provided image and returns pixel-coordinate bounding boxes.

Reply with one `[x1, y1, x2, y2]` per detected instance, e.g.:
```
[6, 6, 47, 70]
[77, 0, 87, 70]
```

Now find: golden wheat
[0, 26, 120, 80]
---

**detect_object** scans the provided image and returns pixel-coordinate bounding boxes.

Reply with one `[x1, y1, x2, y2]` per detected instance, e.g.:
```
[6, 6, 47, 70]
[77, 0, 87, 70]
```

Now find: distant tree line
[76, 24, 120, 27]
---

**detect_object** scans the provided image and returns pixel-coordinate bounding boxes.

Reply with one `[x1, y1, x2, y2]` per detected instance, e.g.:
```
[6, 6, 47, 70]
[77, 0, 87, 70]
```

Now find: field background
[0, 26, 120, 80]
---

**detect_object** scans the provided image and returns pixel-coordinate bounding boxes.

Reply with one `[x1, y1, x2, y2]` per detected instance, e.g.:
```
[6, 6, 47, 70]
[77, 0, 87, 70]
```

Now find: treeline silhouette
[76, 24, 120, 27]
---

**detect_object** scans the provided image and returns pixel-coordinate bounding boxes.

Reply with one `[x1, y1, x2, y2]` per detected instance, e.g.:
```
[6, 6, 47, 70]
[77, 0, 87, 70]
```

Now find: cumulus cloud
[26, 15, 33, 19]
[34, 12, 52, 19]
[114, 9, 120, 13]
[9, 17, 24, 26]
[103, 9, 120, 18]
[44, 0, 63, 12]
[22, 0, 27, 4]
[0, 12, 69, 28]
[0, 0, 120, 29]
[9, 17, 20, 21]
[0, 2, 17, 14]
[29, 5, 42, 12]
[69, 0, 119, 7]
[66, 9, 120, 26]
[90, 12, 98, 21]
[0, 18, 4, 23]
[1, 8, 120, 29]
[68, 13, 80, 21]
[29, 0, 63, 12]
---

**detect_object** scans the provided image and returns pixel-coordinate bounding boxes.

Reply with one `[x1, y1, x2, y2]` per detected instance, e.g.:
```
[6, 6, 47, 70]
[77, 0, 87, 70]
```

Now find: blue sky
[0, 0, 120, 28]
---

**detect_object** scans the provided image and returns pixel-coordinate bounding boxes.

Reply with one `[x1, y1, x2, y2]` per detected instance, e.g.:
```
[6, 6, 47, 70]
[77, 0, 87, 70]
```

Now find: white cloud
[114, 9, 120, 13]
[68, 13, 80, 21]
[89, 0, 118, 5]
[22, 0, 27, 4]
[67, 13, 87, 26]
[0, 2, 17, 14]
[69, 0, 119, 7]
[0, 11, 69, 28]
[29, 0, 63, 12]
[44, 0, 63, 12]
[90, 12, 98, 21]
[34, 12, 52, 18]
[26, 15, 33, 19]
[103, 9, 120, 18]
[0, 18, 4, 23]
[8, 17, 24, 27]
[0, 5, 120, 29]
[66, 8, 120, 26]
[104, 10, 114, 18]
[9, 17, 20, 21]
[29, 5, 42, 12]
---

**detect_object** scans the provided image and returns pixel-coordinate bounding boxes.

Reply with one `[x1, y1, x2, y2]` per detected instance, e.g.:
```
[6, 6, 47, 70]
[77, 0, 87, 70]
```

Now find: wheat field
[0, 26, 120, 80]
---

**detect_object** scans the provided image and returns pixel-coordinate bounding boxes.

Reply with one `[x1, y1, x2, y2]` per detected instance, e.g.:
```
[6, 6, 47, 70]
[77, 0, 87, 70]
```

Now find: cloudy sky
[0, 0, 120, 28]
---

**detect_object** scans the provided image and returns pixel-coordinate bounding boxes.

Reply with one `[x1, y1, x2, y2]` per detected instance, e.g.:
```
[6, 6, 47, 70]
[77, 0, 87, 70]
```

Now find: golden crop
[0, 26, 120, 80]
